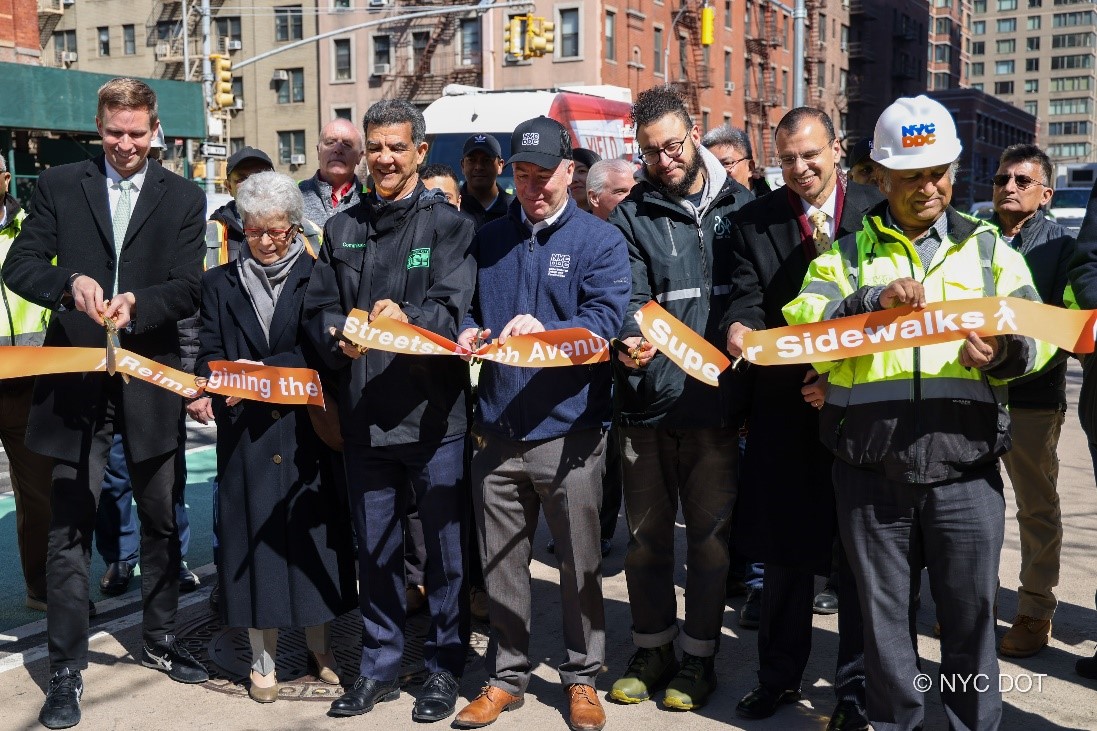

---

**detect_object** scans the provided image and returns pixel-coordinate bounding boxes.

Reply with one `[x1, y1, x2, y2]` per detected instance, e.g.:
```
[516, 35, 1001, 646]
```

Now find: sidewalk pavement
[2, 366, 1097, 730]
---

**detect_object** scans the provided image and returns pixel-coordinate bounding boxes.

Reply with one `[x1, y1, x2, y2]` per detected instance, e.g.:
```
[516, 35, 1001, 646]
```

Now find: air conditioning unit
[230, 98, 244, 110]
[840, 41, 848, 51]
[271, 69, 289, 82]
[724, 81, 735, 93]
[62, 0, 75, 5]
[372, 63, 390, 76]
[60, 51, 78, 63]
[368, 0, 389, 7]
[290, 154, 306, 165]
[224, 39, 242, 52]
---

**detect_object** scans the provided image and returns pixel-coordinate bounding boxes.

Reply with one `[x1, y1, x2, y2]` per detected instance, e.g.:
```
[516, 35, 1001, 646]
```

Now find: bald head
[317, 117, 365, 189]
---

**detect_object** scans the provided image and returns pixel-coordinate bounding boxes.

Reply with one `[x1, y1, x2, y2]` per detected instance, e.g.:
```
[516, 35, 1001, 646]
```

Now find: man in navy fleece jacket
[453, 116, 630, 731]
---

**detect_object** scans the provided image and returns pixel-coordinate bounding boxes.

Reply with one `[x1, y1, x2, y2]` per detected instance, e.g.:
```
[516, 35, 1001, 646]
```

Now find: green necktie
[112, 179, 133, 294]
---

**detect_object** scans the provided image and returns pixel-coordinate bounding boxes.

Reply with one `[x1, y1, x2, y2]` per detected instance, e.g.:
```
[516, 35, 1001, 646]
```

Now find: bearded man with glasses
[989, 144, 1075, 659]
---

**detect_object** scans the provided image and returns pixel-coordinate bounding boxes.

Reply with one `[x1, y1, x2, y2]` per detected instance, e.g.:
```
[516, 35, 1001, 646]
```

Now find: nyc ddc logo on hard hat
[901, 123, 937, 148]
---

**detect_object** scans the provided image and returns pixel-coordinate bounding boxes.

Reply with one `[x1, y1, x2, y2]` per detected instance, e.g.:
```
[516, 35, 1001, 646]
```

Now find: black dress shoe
[813, 584, 839, 615]
[600, 538, 612, 557]
[99, 561, 134, 596]
[328, 676, 401, 717]
[39, 668, 83, 730]
[142, 636, 210, 684]
[736, 684, 801, 719]
[178, 561, 200, 593]
[827, 700, 869, 731]
[412, 670, 460, 722]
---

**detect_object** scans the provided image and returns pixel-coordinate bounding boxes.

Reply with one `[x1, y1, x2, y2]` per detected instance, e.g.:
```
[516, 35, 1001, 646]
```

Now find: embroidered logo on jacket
[548, 253, 571, 278]
[407, 248, 431, 269]
[341, 242, 366, 249]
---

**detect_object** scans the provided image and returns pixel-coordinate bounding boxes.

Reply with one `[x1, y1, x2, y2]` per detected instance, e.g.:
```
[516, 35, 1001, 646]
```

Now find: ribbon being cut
[741, 296, 1097, 366]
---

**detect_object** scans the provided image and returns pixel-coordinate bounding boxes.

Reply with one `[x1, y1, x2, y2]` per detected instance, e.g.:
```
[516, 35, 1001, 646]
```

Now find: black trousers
[47, 391, 181, 672]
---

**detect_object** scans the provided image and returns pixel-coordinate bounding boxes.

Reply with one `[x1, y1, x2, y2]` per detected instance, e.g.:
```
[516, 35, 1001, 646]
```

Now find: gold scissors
[104, 317, 130, 383]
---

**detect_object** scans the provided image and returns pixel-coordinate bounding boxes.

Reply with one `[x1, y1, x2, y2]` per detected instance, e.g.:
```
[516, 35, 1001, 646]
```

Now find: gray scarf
[237, 234, 305, 342]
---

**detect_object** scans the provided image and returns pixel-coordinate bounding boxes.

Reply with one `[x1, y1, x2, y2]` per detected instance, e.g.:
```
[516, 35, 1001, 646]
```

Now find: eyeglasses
[639, 135, 691, 165]
[243, 227, 298, 243]
[991, 173, 1046, 190]
[725, 157, 749, 168]
[778, 147, 827, 168]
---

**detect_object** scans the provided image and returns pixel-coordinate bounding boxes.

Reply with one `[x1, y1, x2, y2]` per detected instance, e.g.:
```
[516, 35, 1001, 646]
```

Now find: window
[232, 77, 243, 104]
[1049, 120, 1091, 134]
[1000, 0, 1018, 7]
[275, 6, 304, 42]
[333, 0, 351, 8]
[678, 31, 689, 79]
[971, 62, 985, 75]
[725, 50, 732, 84]
[559, 8, 580, 58]
[216, 16, 242, 43]
[98, 27, 109, 57]
[1024, 100, 1038, 115]
[724, 0, 732, 28]
[276, 68, 305, 103]
[412, 31, 430, 71]
[974, 0, 987, 10]
[1030, 0, 1042, 5]
[1053, 31, 1096, 47]
[972, 82, 984, 91]
[702, 110, 710, 131]
[277, 130, 306, 165]
[372, 34, 391, 71]
[1048, 142, 1092, 158]
[935, 44, 952, 62]
[1051, 74, 1093, 90]
[459, 19, 480, 66]
[840, 68, 848, 93]
[841, 25, 849, 49]
[1026, 58, 1040, 71]
[334, 107, 353, 120]
[997, 18, 1017, 32]
[1051, 53, 1095, 68]
[156, 21, 179, 40]
[996, 60, 1015, 74]
[994, 80, 1015, 94]
[231, 138, 246, 155]
[1025, 79, 1040, 92]
[782, 68, 790, 106]
[1027, 36, 1041, 50]
[55, 29, 76, 54]
[123, 25, 135, 55]
[605, 11, 616, 61]
[654, 27, 664, 74]
[1028, 16, 1042, 29]
[333, 38, 352, 80]
[819, 13, 827, 42]
[997, 39, 1016, 53]
[1053, 10, 1095, 26]
[972, 41, 985, 54]
[1049, 96, 1092, 114]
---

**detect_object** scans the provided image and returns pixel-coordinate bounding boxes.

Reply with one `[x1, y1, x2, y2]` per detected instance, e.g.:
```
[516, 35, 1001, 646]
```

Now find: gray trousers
[835, 460, 1004, 731]
[620, 426, 737, 656]
[472, 428, 607, 696]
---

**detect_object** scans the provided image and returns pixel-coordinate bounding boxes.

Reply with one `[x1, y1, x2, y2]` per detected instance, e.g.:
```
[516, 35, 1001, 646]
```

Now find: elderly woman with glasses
[195, 171, 356, 703]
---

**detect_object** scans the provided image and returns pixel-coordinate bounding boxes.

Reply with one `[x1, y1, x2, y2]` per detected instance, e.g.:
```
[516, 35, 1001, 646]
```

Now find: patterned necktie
[112, 179, 133, 293]
[810, 210, 831, 256]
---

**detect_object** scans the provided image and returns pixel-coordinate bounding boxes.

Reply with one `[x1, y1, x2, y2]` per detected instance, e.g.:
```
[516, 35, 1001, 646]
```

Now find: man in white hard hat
[783, 95, 1050, 731]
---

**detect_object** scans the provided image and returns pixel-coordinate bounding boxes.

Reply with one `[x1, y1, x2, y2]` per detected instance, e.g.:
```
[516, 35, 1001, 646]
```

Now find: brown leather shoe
[567, 684, 606, 731]
[1000, 615, 1052, 658]
[454, 685, 524, 728]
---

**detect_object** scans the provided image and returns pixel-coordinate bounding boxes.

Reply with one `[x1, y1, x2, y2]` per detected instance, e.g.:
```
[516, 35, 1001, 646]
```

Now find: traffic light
[504, 17, 524, 58]
[210, 54, 234, 109]
[528, 17, 554, 57]
[700, 4, 715, 46]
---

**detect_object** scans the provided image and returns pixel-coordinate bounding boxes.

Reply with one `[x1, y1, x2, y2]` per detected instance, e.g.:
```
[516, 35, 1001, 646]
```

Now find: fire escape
[37, 0, 68, 51]
[146, 0, 225, 81]
[744, 2, 780, 165]
[394, 1, 483, 105]
[803, 0, 824, 104]
[671, 2, 713, 118]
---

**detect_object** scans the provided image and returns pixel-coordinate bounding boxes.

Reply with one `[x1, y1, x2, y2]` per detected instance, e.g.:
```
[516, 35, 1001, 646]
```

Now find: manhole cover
[177, 607, 489, 701]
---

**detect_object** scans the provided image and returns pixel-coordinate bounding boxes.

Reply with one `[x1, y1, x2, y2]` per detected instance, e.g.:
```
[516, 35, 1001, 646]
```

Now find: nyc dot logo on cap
[522, 132, 540, 146]
[901, 123, 937, 148]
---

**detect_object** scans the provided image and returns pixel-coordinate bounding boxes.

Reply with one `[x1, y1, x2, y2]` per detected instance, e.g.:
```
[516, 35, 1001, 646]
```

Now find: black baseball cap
[848, 138, 874, 168]
[462, 133, 503, 159]
[572, 148, 602, 169]
[226, 146, 274, 176]
[508, 116, 574, 169]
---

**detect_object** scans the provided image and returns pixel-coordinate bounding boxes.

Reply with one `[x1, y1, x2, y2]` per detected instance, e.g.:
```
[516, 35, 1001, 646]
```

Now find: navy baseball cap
[848, 138, 874, 168]
[508, 116, 574, 169]
[226, 146, 274, 175]
[462, 133, 503, 159]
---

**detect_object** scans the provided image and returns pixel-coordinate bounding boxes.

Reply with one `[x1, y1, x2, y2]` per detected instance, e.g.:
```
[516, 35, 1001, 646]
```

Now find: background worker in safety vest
[207, 147, 275, 267]
[0, 152, 54, 614]
[783, 95, 1047, 731]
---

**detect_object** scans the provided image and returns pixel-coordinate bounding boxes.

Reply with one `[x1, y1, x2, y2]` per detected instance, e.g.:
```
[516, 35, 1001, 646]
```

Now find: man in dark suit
[2, 77, 208, 730]
[723, 107, 880, 731]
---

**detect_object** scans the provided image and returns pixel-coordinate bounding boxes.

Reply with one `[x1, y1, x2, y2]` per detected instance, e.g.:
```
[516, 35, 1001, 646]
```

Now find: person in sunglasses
[989, 145, 1075, 659]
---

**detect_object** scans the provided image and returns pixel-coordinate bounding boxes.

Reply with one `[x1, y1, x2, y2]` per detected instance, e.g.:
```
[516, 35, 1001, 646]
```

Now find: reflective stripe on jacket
[783, 205, 1052, 484]
[1, 205, 50, 346]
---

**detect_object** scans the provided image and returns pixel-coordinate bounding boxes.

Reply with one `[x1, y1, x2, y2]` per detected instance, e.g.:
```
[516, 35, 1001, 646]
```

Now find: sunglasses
[991, 173, 1046, 190]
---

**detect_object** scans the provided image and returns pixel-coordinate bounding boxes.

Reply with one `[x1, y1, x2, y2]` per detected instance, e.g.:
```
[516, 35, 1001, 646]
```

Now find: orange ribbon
[340, 310, 610, 367]
[0, 347, 325, 406]
[633, 301, 732, 386]
[742, 297, 1096, 366]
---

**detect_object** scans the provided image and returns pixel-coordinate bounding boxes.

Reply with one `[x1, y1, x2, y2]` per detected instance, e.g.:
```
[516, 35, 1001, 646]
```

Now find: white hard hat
[870, 95, 961, 170]
[151, 125, 166, 149]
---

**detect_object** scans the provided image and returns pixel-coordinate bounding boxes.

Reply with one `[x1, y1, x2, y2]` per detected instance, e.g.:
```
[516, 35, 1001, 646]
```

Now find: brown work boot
[567, 684, 606, 731]
[1000, 615, 1052, 658]
[454, 685, 524, 728]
